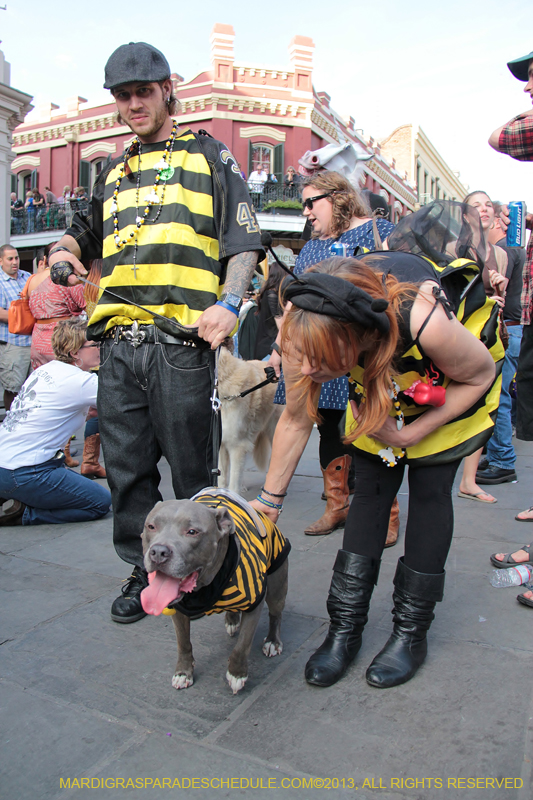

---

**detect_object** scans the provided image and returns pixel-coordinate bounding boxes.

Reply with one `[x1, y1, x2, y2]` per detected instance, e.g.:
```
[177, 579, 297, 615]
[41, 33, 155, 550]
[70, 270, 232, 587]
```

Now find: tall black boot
[305, 550, 380, 687]
[366, 557, 445, 689]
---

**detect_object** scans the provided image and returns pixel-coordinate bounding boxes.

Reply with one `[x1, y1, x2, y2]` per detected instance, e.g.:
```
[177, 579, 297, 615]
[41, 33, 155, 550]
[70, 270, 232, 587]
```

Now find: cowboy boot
[81, 433, 107, 479]
[64, 438, 79, 468]
[366, 557, 445, 689]
[305, 550, 381, 687]
[305, 455, 351, 536]
[384, 497, 400, 547]
[322, 456, 356, 499]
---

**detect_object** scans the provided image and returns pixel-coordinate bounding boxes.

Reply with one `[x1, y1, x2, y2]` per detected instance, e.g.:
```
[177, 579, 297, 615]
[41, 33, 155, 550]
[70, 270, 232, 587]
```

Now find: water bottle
[489, 564, 533, 587]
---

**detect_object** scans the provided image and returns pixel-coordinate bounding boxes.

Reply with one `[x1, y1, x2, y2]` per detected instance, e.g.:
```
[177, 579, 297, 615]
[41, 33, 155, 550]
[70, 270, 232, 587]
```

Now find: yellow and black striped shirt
[66, 129, 262, 337]
[347, 253, 505, 465]
[168, 490, 290, 618]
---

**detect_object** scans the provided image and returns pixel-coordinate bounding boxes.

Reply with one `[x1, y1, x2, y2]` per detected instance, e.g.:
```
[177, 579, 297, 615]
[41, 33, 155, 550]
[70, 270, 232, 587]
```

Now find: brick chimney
[211, 23, 235, 85]
[289, 35, 314, 94]
[66, 96, 87, 118]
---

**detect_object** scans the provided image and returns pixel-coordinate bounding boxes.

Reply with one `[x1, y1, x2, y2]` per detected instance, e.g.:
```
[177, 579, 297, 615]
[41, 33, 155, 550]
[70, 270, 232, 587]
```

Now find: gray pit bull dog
[140, 490, 289, 694]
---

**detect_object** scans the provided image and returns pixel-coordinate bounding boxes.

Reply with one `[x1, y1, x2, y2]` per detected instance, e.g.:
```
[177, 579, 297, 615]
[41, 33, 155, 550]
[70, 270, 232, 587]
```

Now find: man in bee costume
[48, 42, 263, 624]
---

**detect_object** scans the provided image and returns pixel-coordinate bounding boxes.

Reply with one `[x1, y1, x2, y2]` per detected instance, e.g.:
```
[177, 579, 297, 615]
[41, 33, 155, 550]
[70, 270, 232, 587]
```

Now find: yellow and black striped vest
[89, 129, 221, 336]
[166, 490, 290, 618]
[346, 257, 505, 465]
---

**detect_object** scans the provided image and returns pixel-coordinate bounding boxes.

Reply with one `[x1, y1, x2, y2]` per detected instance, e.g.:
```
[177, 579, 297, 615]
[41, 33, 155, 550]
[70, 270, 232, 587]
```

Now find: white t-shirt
[0, 361, 98, 469]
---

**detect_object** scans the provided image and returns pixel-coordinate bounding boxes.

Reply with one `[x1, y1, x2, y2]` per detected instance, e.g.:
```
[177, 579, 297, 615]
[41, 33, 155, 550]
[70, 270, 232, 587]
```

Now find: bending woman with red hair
[252, 240, 501, 689]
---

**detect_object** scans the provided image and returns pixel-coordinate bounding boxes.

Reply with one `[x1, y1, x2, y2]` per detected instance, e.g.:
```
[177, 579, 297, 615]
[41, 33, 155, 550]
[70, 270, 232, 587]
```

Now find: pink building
[10, 25, 416, 264]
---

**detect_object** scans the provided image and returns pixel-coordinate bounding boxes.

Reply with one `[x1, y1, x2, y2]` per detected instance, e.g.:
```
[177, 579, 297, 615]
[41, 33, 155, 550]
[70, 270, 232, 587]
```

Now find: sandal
[517, 588, 533, 608]
[490, 543, 533, 569]
[515, 506, 533, 522]
[457, 490, 497, 504]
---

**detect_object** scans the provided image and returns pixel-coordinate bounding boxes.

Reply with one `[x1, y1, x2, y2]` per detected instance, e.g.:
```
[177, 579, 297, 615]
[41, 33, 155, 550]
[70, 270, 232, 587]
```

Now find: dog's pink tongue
[141, 572, 183, 615]
[140, 571, 198, 615]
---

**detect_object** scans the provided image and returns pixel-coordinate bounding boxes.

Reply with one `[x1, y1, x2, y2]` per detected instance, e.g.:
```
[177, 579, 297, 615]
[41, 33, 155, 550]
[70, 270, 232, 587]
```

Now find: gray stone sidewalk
[1, 429, 533, 800]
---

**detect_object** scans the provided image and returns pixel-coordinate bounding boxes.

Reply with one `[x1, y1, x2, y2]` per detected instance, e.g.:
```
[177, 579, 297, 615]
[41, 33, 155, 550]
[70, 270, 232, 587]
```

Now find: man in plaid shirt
[0, 245, 32, 412]
[489, 49, 533, 448]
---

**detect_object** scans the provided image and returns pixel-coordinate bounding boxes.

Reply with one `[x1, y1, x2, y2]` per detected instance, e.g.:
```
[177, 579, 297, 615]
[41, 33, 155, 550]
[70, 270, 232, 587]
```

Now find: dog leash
[221, 366, 279, 402]
[210, 347, 223, 487]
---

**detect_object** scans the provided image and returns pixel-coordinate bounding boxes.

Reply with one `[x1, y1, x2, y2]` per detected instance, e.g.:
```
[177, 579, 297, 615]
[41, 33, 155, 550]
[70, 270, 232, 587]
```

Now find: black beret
[282, 273, 390, 334]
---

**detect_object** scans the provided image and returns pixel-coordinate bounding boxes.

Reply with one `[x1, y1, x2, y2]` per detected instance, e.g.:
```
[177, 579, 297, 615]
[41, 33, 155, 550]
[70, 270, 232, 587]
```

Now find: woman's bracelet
[256, 494, 283, 511]
[271, 342, 281, 355]
[261, 486, 287, 498]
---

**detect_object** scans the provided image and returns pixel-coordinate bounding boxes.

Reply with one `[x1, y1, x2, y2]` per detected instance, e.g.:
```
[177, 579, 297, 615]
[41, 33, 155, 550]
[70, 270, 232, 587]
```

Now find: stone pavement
[1, 428, 533, 800]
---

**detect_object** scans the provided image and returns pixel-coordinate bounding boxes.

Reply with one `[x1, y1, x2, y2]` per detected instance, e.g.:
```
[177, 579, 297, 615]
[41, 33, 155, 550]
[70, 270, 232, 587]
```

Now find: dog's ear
[214, 507, 235, 538]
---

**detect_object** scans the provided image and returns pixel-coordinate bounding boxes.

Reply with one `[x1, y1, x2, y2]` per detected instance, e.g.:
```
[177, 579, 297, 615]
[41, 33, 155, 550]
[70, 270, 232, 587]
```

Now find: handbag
[8, 274, 36, 335]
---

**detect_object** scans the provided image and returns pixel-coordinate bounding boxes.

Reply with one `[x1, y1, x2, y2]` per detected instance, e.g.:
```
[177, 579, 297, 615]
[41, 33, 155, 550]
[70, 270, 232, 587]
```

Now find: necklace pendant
[159, 165, 175, 181]
[144, 191, 159, 204]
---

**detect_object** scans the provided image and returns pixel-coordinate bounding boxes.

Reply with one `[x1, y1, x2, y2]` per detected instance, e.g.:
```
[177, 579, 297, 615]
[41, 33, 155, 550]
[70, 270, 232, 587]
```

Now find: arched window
[249, 143, 274, 175]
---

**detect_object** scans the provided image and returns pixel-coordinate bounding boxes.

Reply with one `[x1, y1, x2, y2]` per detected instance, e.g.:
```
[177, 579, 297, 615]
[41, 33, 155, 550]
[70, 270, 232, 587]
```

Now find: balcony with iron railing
[10, 201, 89, 248]
[10, 185, 306, 248]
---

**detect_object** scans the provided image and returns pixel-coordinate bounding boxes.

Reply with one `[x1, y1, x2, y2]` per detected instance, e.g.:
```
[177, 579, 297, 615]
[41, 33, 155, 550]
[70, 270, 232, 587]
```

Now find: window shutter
[248, 141, 253, 178]
[273, 144, 284, 184]
[10, 174, 17, 194]
[30, 169, 38, 189]
[79, 160, 91, 193]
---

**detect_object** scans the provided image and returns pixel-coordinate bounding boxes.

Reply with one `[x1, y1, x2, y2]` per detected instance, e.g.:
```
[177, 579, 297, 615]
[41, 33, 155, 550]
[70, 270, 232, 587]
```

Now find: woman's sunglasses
[302, 192, 333, 211]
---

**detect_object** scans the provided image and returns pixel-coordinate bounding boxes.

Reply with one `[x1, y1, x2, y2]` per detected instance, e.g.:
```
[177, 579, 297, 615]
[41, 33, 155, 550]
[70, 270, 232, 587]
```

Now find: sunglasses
[81, 342, 101, 350]
[302, 192, 333, 211]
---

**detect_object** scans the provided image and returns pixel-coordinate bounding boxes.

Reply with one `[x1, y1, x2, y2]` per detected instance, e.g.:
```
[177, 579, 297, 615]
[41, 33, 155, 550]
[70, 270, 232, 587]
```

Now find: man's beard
[123, 102, 169, 141]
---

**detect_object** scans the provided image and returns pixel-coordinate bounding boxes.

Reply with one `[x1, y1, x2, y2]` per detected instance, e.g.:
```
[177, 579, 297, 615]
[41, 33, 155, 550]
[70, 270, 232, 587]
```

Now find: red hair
[281, 256, 417, 443]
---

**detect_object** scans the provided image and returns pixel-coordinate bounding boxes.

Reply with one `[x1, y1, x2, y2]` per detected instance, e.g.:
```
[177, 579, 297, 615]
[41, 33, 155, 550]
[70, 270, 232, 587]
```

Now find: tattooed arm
[195, 250, 259, 349]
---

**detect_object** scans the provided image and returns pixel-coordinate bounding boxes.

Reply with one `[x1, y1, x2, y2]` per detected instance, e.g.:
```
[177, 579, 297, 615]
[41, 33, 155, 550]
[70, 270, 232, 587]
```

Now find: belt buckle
[123, 320, 147, 348]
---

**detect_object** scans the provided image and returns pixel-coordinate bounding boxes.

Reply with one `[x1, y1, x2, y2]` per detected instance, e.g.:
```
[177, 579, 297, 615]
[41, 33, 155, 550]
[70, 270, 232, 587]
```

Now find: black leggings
[342, 452, 461, 574]
[317, 408, 349, 468]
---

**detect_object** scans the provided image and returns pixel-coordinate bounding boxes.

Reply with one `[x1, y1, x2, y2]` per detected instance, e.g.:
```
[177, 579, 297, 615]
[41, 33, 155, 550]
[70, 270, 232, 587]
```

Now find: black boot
[110, 566, 149, 624]
[366, 557, 445, 689]
[305, 550, 380, 687]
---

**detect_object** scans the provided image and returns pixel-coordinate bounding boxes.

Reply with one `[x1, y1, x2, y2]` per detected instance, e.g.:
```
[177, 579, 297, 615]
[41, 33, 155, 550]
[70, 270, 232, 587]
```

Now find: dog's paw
[172, 672, 194, 690]
[225, 620, 241, 637]
[226, 670, 248, 694]
[262, 639, 283, 658]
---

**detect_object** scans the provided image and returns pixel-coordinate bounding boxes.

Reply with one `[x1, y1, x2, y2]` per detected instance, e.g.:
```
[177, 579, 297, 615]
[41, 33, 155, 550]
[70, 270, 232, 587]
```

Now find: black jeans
[342, 453, 461, 574]
[98, 338, 216, 569]
[516, 322, 533, 441]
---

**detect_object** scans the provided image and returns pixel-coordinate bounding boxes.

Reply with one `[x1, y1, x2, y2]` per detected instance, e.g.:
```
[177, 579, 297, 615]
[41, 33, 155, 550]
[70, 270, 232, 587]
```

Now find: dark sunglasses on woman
[302, 192, 334, 211]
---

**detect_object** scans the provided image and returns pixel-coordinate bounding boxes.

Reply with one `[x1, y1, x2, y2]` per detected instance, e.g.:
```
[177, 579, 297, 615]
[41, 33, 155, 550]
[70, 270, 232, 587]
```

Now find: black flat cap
[104, 42, 171, 90]
[507, 49, 533, 82]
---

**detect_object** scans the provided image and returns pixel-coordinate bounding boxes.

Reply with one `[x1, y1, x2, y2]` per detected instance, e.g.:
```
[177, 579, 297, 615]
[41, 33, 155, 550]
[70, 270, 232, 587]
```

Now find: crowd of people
[10, 186, 89, 235]
[1, 40, 533, 693]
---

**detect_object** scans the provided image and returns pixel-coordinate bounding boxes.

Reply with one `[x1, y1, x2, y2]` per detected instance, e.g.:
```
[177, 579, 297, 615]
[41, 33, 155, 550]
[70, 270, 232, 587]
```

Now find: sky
[2, 0, 532, 207]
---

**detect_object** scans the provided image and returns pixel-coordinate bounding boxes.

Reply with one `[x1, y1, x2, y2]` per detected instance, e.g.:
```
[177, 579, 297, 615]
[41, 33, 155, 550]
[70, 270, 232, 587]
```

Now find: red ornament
[403, 380, 446, 407]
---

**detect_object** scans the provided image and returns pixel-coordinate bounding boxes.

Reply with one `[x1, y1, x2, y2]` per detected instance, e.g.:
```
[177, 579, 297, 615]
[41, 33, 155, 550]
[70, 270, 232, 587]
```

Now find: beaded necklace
[349, 376, 406, 467]
[111, 120, 179, 278]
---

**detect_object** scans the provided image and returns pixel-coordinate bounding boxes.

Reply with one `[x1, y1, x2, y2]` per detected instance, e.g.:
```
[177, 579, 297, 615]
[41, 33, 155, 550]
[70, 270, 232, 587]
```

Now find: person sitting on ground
[0, 318, 111, 526]
[490, 541, 533, 608]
